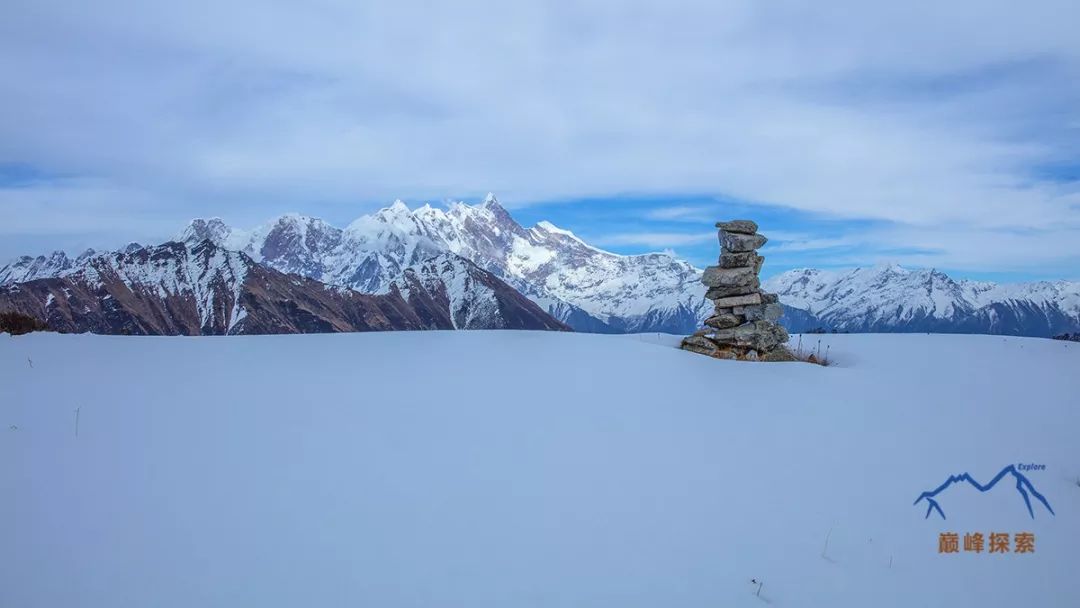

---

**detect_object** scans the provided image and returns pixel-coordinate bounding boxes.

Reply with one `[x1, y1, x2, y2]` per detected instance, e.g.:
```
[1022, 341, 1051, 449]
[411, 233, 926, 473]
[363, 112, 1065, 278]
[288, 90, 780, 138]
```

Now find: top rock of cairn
[681, 220, 796, 362]
[714, 219, 758, 234]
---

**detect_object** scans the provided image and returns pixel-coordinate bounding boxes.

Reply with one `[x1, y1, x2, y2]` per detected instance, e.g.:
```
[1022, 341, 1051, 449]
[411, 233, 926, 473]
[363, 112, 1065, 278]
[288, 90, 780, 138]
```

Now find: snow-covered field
[2, 331, 1078, 607]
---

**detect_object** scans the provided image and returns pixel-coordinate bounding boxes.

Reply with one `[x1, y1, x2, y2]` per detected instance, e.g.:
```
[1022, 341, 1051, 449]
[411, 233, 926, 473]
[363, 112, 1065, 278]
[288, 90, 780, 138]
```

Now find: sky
[2, 0, 1080, 281]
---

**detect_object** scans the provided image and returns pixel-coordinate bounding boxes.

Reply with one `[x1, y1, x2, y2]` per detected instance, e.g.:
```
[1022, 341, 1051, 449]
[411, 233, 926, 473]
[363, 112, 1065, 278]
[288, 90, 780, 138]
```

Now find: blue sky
[2, 1, 1079, 282]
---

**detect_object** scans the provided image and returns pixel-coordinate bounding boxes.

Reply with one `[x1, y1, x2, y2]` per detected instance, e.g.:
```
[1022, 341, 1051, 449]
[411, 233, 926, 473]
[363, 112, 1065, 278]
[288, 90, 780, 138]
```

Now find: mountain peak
[276, 212, 309, 223]
[367, 200, 414, 226]
[177, 217, 231, 243]
[871, 261, 909, 275]
[477, 193, 518, 227]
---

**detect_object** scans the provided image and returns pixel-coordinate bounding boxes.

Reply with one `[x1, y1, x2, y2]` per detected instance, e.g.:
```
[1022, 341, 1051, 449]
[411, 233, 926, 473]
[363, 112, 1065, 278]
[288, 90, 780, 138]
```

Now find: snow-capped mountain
[0, 248, 97, 285]
[174, 194, 713, 333]
[1, 241, 255, 335]
[0, 240, 566, 335]
[765, 265, 1080, 336]
[393, 253, 569, 330]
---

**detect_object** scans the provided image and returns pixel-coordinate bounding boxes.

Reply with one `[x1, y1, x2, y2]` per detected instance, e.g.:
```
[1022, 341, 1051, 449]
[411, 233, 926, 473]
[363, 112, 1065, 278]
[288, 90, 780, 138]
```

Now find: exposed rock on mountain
[393, 253, 569, 331]
[0, 241, 566, 335]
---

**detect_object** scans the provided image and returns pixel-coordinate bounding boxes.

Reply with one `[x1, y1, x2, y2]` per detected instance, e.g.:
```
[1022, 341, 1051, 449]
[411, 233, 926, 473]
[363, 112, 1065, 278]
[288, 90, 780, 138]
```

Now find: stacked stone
[680, 220, 796, 362]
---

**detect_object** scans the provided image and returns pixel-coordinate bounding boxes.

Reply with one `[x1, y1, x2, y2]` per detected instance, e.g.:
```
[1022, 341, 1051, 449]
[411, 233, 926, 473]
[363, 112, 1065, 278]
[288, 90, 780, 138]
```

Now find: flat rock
[704, 313, 743, 329]
[680, 335, 719, 355]
[720, 231, 768, 252]
[717, 251, 761, 268]
[701, 265, 758, 288]
[710, 292, 762, 308]
[715, 220, 758, 234]
[705, 281, 760, 299]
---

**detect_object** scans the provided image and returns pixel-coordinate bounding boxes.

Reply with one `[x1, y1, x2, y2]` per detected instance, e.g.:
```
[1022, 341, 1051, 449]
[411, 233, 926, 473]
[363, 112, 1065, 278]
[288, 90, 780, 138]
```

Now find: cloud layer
[2, 0, 1079, 275]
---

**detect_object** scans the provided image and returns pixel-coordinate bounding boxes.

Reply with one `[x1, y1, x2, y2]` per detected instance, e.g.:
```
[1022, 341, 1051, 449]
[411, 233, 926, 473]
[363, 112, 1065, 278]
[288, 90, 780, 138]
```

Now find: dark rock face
[392, 253, 570, 331]
[681, 222, 795, 362]
[0, 241, 568, 336]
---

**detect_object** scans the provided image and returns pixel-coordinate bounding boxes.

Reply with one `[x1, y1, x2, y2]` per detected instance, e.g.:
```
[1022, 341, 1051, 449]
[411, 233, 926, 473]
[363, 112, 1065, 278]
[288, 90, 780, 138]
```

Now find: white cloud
[591, 231, 717, 249]
[2, 0, 1080, 270]
[643, 205, 717, 222]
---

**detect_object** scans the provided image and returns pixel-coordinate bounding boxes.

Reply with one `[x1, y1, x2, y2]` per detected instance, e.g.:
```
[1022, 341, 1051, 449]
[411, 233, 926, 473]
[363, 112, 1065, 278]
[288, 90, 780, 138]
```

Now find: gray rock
[705, 280, 760, 299]
[754, 255, 764, 275]
[701, 265, 757, 288]
[707, 320, 789, 351]
[734, 302, 783, 322]
[705, 313, 743, 329]
[681, 335, 719, 355]
[720, 231, 767, 252]
[718, 251, 761, 268]
[760, 292, 779, 304]
[710, 292, 762, 308]
[715, 220, 758, 234]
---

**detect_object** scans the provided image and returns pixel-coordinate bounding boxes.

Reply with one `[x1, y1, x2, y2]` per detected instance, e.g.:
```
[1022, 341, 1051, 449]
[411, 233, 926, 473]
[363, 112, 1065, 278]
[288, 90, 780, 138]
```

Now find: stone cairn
[680, 220, 797, 362]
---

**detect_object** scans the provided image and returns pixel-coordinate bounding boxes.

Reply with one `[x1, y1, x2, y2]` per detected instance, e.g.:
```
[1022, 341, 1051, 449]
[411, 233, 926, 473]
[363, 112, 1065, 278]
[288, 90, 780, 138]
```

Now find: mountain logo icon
[914, 465, 1055, 520]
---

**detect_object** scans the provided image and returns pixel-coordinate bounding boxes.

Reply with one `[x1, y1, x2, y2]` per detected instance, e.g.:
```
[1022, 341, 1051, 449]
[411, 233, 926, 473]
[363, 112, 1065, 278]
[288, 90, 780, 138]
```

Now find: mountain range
[765, 266, 1080, 336]
[2, 194, 1079, 337]
[172, 194, 711, 334]
[0, 240, 567, 335]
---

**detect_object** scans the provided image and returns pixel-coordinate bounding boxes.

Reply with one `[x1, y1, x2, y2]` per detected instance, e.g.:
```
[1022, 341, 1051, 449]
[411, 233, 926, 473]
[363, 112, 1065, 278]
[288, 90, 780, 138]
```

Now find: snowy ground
[2, 330, 1079, 607]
